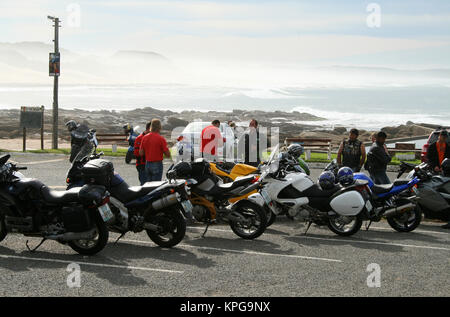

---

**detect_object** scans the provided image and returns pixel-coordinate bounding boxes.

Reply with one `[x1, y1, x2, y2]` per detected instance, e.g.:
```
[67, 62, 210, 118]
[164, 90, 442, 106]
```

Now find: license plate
[260, 189, 272, 205]
[181, 200, 193, 214]
[365, 200, 373, 212]
[98, 203, 114, 222]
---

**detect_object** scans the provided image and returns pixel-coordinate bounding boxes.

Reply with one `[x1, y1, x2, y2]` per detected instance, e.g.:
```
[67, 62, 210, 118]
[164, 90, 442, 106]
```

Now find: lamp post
[48, 15, 60, 149]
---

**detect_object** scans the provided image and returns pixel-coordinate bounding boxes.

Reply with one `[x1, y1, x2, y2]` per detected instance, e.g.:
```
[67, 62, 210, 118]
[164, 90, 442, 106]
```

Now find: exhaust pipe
[46, 228, 97, 241]
[151, 193, 179, 211]
[383, 203, 416, 218]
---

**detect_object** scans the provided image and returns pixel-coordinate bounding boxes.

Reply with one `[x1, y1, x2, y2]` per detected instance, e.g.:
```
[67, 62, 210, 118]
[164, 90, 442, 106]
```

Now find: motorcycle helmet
[442, 158, 450, 177]
[123, 123, 133, 134]
[65, 120, 78, 132]
[337, 167, 354, 186]
[171, 161, 192, 178]
[287, 144, 304, 158]
[319, 171, 336, 190]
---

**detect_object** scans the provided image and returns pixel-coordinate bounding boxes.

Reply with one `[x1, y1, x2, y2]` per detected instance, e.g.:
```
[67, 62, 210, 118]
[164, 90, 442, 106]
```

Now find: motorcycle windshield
[73, 142, 94, 162]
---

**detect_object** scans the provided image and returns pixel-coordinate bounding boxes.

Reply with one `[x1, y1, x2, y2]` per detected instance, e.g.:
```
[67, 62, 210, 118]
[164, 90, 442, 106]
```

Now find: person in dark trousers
[238, 119, 267, 167]
[427, 130, 450, 173]
[139, 119, 171, 181]
[134, 121, 151, 185]
[337, 128, 366, 172]
[365, 131, 391, 184]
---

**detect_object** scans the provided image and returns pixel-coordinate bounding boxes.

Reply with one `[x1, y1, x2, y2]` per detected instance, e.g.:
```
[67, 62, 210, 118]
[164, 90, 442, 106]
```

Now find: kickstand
[26, 238, 46, 253]
[114, 233, 126, 245]
[304, 221, 313, 235]
[365, 220, 373, 231]
[201, 223, 210, 238]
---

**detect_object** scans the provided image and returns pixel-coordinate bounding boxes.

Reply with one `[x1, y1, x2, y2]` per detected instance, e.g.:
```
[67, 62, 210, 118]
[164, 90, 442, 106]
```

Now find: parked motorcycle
[259, 145, 372, 236]
[324, 160, 422, 232]
[399, 161, 450, 221]
[0, 154, 111, 255]
[66, 130, 191, 248]
[123, 124, 138, 164]
[168, 159, 269, 239]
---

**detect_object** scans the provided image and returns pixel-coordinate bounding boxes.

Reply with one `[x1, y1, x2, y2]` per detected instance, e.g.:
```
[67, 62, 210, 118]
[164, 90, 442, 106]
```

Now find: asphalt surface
[0, 152, 448, 297]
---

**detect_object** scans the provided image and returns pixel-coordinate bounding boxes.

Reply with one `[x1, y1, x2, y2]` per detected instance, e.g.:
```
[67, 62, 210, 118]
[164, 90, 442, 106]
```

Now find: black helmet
[65, 120, 78, 132]
[171, 161, 192, 178]
[287, 144, 304, 158]
[442, 158, 450, 177]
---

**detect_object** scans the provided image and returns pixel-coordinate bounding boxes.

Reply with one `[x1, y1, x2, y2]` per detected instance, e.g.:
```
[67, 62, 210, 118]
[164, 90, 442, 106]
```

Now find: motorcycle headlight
[269, 161, 279, 174]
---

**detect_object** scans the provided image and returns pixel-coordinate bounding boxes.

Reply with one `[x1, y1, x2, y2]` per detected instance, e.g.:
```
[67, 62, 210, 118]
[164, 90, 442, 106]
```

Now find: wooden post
[23, 127, 26, 152]
[40, 106, 44, 150]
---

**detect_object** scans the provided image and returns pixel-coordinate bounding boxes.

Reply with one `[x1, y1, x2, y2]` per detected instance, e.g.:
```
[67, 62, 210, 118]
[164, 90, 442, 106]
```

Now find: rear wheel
[327, 216, 362, 236]
[146, 209, 186, 248]
[387, 204, 422, 232]
[68, 217, 109, 256]
[125, 151, 134, 164]
[229, 201, 267, 239]
[0, 215, 7, 242]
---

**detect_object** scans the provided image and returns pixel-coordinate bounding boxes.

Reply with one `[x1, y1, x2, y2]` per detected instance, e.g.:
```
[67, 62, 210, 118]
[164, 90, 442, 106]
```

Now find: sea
[0, 84, 449, 131]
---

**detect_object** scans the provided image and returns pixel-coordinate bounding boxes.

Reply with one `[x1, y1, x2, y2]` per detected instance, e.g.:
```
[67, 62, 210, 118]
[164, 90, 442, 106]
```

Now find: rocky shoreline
[0, 107, 437, 148]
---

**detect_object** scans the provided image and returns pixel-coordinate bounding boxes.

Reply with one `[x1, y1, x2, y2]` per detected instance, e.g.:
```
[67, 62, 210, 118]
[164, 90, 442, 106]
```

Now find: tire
[266, 209, 276, 227]
[327, 216, 362, 237]
[0, 215, 7, 243]
[387, 204, 422, 232]
[125, 151, 134, 164]
[229, 200, 267, 240]
[146, 209, 186, 248]
[68, 217, 109, 256]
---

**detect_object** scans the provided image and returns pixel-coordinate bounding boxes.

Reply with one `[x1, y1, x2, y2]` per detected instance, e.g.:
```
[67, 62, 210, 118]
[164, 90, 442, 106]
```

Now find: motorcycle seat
[392, 179, 410, 186]
[305, 184, 341, 198]
[110, 181, 167, 203]
[371, 184, 393, 194]
[40, 186, 81, 204]
[218, 175, 254, 190]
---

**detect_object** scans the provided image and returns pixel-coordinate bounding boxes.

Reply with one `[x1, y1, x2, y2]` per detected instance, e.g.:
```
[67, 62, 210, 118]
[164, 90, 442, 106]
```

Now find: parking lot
[0, 152, 448, 297]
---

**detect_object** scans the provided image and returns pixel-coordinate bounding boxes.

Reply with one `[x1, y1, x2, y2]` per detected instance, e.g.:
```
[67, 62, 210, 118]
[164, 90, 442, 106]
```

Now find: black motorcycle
[66, 149, 191, 248]
[0, 154, 111, 255]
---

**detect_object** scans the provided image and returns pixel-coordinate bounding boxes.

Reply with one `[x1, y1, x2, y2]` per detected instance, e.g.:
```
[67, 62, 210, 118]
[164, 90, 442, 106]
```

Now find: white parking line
[368, 226, 449, 236]
[186, 226, 449, 251]
[119, 238, 343, 263]
[14, 158, 65, 165]
[0, 254, 184, 274]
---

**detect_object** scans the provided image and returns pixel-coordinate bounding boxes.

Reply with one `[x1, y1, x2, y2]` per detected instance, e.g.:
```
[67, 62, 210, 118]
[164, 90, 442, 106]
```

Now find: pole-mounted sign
[49, 52, 60, 76]
[20, 106, 45, 152]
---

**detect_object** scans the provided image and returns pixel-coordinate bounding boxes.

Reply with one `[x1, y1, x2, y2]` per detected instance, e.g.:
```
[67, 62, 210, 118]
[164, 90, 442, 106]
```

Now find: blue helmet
[319, 171, 336, 190]
[337, 167, 354, 185]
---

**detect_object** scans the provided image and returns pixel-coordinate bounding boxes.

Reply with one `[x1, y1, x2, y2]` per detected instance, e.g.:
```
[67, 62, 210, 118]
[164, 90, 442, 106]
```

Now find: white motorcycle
[250, 145, 373, 236]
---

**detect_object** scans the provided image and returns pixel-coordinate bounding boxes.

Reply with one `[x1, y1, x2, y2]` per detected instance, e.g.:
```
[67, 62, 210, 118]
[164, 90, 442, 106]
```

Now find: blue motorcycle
[123, 124, 138, 164]
[324, 160, 422, 232]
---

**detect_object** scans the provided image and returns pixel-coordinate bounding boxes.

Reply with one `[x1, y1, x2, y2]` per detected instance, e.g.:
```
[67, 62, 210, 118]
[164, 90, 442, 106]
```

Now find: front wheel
[327, 216, 362, 236]
[0, 215, 7, 242]
[146, 209, 186, 248]
[68, 217, 109, 256]
[266, 208, 276, 227]
[229, 201, 267, 240]
[387, 204, 422, 232]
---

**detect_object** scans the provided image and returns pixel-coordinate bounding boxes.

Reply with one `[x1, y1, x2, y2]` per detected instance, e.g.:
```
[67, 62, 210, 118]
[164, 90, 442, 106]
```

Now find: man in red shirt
[139, 119, 171, 181]
[200, 119, 224, 161]
[134, 121, 151, 185]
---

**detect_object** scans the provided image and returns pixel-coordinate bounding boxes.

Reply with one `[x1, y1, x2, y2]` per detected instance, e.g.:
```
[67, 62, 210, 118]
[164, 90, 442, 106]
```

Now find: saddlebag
[62, 204, 92, 232]
[81, 159, 114, 187]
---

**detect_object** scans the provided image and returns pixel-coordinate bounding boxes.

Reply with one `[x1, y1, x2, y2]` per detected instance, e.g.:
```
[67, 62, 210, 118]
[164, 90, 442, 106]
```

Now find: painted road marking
[0, 254, 184, 274]
[118, 238, 343, 263]
[186, 226, 449, 251]
[14, 158, 65, 165]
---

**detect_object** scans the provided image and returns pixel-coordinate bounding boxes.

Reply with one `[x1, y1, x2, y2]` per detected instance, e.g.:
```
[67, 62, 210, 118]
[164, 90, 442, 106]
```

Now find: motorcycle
[399, 161, 450, 221]
[124, 125, 139, 164]
[324, 160, 422, 232]
[66, 130, 191, 248]
[0, 154, 111, 255]
[259, 145, 372, 236]
[169, 159, 269, 240]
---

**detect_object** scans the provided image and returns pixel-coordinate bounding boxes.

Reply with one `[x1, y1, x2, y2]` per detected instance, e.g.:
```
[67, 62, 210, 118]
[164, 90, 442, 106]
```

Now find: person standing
[200, 119, 224, 161]
[139, 119, 171, 181]
[365, 131, 391, 184]
[427, 130, 450, 173]
[134, 121, 151, 185]
[238, 119, 267, 167]
[337, 128, 366, 172]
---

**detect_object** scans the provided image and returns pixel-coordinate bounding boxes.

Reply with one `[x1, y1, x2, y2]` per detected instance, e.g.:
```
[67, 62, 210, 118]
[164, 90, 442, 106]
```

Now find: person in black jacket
[427, 130, 450, 173]
[365, 131, 391, 184]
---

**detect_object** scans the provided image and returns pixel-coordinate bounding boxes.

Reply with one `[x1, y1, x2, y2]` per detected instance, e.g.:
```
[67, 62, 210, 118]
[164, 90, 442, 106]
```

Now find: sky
[1, 0, 450, 68]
